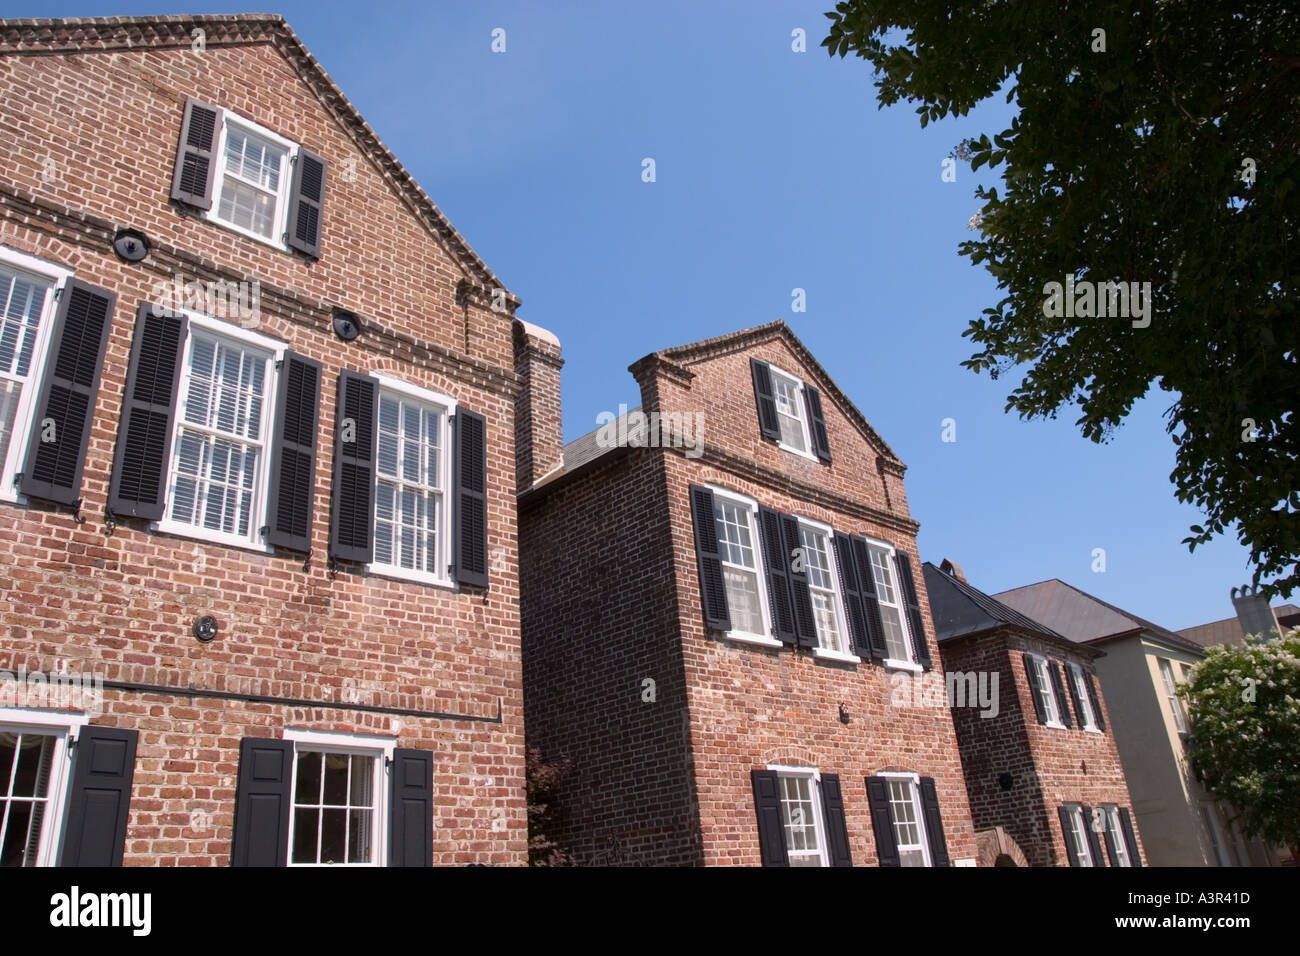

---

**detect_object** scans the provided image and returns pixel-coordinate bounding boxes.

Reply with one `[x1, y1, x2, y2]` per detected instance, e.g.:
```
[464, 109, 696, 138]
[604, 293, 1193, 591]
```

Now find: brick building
[517, 319, 978, 866]
[0, 15, 529, 866]
[924, 560, 1144, 867]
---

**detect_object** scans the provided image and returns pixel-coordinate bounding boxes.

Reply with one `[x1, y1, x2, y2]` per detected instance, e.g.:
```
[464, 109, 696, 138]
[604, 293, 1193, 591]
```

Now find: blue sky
[13, 1, 1267, 630]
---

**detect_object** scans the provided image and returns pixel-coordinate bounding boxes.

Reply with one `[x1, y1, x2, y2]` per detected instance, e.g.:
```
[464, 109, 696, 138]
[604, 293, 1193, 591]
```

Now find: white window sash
[768, 765, 829, 866]
[283, 728, 394, 868]
[203, 109, 300, 252]
[864, 539, 916, 669]
[707, 485, 777, 645]
[0, 708, 88, 867]
[365, 374, 455, 588]
[0, 251, 72, 505]
[796, 517, 856, 659]
[767, 363, 817, 461]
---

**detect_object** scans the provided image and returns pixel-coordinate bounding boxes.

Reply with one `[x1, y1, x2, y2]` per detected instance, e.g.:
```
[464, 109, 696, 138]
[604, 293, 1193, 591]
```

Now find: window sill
[719, 631, 784, 650]
[883, 658, 922, 674]
[813, 647, 861, 665]
[776, 440, 820, 463]
[152, 519, 274, 555]
[200, 211, 293, 255]
[364, 562, 455, 590]
[1083, 725, 1103, 734]
[1043, 720, 1067, 730]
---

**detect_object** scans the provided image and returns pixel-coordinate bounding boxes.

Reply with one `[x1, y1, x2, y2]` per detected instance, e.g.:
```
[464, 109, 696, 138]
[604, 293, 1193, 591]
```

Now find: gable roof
[633, 320, 903, 465]
[0, 14, 517, 307]
[922, 562, 1097, 657]
[1178, 604, 1300, 648]
[992, 579, 1204, 655]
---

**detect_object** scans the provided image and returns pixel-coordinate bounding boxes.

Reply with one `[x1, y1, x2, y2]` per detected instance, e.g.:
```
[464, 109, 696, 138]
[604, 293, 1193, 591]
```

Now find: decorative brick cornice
[0, 183, 521, 397]
[628, 352, 694, 388]
[0, 14, 521, 311]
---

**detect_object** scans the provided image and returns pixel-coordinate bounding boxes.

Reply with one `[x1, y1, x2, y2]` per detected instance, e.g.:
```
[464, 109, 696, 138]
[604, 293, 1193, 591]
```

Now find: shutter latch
[301, 548, 312, 574]
[71, 497, 85, 525]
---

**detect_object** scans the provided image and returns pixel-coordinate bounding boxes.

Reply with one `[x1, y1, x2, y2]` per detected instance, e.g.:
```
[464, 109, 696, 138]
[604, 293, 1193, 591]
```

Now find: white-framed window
[1069, 662, 1100, 731]
[205, 110, 300, 251]
[795, 517, 855, 660]
[768, 364, 816, 460]
[1029, 653, 1065, 727]
[882, 772, 931, 867]
[1063, 804, 1095, 866]
[283, 728, 395, 867]
[154, 312, 284, 552]
[1158, 658, 1189, 734]
[1103, 805, 1133, 866]
[0, 707, 87, 867]
[770, 765, 829, 867]
[0, 249, 72, 506]
[367, 374, 455, 588]
[864, 539, 917, 668]
[709, 486, 775, 644]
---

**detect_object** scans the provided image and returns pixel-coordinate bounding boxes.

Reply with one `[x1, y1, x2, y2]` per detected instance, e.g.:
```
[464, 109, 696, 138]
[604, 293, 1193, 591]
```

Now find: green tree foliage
[824, 2, 1299, 595]
[1178, 635, 1300, 861]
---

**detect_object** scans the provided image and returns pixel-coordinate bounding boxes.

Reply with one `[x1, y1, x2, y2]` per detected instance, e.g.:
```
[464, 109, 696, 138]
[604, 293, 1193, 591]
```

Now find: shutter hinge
[327, 553, 339, 578]
[70, 497, 85, 525]
[104, 506, 118, 535]
[301, 548, 312, 574]
[275, 358, 285, 370]
[259, 524, 270, 538]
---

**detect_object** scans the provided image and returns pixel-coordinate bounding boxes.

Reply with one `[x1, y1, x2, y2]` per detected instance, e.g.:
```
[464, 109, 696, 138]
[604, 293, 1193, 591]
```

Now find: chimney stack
[513, 319, 564, 492]
[1230, 584, 1282, 640]
[940, 558, 968, 584]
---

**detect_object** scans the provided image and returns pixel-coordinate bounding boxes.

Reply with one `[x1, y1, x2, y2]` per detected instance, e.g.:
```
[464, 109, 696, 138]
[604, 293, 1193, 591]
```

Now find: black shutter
[328, 370, 378, 564]
[865, 776, 900, 867]
[265, 352, 321, 552]
[287, 148, 327, 258]
[107, 304, 187, 520]
[1065, 662, 1087, 727]
[453, 407, 488, 587]
[893, 551, 931, 669]
[751, 770, 789, 867]
[757, 505, 795, 644]
[170, 97, 220, 209]
[852, 536, 888, 659]
[230, 737, 293, 867]
[1101, 805, 1121, 865]
[750, 359, 780, 440]
[1119, 808, 1142, 866]
[781, 513, 818, 647]
[1086, 671, 1106, 731]
[1023, 654, 1048, 724]
[18, 279, 115, 504]
[803, 383, 832, 462]
[819, 774, 853, 866]
[833, 532, 871, 657]
[1059, 805, 1081, 867]
[59, 726, 137, 866]
[918, 777, 950, 867]
[689, 486, 731, 631]
[1049, 661, 1073, 728]
[1082, 805, 1107, 866]
[389, 748, 433, 867]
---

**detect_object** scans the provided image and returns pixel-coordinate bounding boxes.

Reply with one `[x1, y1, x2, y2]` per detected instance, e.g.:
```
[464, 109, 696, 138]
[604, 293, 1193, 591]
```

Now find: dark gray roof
[993, 579, 1205, 655]
[559, 407, 639, 475]
[923, 562, 1072, 645]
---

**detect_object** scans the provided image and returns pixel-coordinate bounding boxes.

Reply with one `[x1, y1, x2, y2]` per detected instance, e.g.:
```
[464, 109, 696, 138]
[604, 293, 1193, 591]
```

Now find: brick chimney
[940, 558, 968, 584]
[513, 318, 564, 492]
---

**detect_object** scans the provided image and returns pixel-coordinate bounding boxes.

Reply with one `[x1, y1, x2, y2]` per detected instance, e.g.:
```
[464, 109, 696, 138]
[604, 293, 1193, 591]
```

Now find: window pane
[0, 802, 34, 867]
[0, 268, 49, 379]
[722, 566, 763, 634]
[294, 751, 321, 802]
[218, 178, 278, 238]
[778, 775, 821, 865]
[319, 809, 347, 864]
[348, 809, 373, 863]
[291, 808, 318, 863]
[322, 752, 348, 805]
[713, 500, 755, 568]
[224, 127, 283, 192]
[349, 755, 373, 807]
[12, 734, 53, 797]
[373, 390, 446, 576]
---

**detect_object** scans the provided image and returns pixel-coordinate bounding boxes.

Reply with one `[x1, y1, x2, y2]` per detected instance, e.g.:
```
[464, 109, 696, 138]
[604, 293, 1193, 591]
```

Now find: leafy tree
[525, 747, 574, 866]
[1178, 634, 1300, 863]
[823, 2, 1299, 595]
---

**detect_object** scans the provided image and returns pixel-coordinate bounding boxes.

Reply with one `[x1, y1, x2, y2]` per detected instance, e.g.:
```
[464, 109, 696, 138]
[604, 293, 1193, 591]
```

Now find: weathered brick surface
[0, 17, 527, 865]
[519, 326, 978, 866]
[940, 630, 1145, 866]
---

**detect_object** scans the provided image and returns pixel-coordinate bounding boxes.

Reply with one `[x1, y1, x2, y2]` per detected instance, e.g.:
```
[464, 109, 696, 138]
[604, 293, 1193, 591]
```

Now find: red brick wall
[940, 630, 1145, 866]
[0, 27, 526, 865]
[519, 330, 979, 865]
